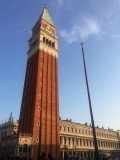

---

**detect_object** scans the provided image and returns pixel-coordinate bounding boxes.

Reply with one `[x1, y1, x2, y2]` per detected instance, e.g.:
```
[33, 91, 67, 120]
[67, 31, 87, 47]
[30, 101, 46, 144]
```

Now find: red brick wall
[19, 50, 60, 159]
[19, 51, 39, 134]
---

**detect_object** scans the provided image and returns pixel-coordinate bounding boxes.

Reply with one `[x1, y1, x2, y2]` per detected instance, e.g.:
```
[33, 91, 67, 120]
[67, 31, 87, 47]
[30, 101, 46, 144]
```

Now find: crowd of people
[63, 154, 120, 160]
[0, 153, 120, 160]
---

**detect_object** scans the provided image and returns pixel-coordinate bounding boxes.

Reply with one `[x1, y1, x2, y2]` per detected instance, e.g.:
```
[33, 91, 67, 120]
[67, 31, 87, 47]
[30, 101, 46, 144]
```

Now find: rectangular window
[73, 139, 74, 145]
[68, 127, 69, 132]
[75, 129, 77, 133]
[60, 137, 62, 144]
[82, 130, 84, 135]
[69, 138, 70, 145]
[76, 139, 78, 145]
[64, 138, 66, 145]
[37, 137, 39, 142]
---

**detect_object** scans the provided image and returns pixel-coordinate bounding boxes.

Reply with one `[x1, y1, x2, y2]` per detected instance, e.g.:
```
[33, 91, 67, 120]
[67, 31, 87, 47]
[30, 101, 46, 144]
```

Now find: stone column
[66, 137, 68, 147]
[101, 141, 103, 148]
[104, 141, 106, 148]
[80, 139, 81, 147]
[89, 151, 91, 159]
[74, 137, 76, 146]
[62, 151, 64, 160]
[93, 151, 94, 159]
[62, 136, 64, 145]
[99, 141, 101, 149]
[107, 142, 108, 149]
[75, 151, 77, 156]
[16, 146, 19, 157]
[71, 151, 73, 156]
[92, 140, 94, 148]
[78, 139, 80, 147]
[86, 152, 88, 158]
[88, 140, 90, 148]
[70, 137, 72, 147]
[81, 139, 83, 147]
[85, 139, 86, 148]
[83, 151, 84, 158]
[78, 151, 80, 160]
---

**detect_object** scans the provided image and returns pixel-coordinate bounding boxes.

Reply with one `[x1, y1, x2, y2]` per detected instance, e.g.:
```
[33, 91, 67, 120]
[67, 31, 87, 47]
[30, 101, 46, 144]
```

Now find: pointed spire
[44, 4, 47, 9]
[9, 112, 13, 122]
[37, 4, 54, 26]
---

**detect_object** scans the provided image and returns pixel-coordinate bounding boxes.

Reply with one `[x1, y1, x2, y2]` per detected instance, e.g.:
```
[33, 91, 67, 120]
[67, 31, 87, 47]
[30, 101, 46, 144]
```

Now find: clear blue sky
[0, 0, 120, 131]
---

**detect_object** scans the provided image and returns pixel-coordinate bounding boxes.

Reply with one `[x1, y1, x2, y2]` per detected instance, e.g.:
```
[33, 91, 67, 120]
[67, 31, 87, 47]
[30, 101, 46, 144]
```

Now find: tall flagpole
[81, 43, 100, 160]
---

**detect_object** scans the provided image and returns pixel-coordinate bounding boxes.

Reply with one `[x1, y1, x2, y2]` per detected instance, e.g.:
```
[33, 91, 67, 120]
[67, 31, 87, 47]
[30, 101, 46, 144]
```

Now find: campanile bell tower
[19, 5, 60, 158]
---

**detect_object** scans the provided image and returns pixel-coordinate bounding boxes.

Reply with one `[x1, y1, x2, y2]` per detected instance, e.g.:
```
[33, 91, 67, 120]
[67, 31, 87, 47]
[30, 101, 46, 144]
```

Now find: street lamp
[81, 43, 100, 160]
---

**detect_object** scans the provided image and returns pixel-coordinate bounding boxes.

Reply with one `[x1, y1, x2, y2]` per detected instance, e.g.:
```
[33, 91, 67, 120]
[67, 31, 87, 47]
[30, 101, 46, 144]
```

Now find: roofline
[60, 119, 119, 133]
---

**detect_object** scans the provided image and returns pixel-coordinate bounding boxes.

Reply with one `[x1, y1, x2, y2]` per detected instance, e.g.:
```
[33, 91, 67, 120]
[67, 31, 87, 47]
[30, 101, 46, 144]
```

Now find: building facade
[0, 118, 120, 159]
[0, 113, 18, 142]
[60, 119, 120, 159]
[0, 113, 19, 158]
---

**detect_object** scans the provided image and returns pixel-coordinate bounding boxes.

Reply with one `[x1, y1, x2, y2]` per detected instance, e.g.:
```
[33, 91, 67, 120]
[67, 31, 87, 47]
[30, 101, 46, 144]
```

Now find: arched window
[43, 37, 46, 42]
[52, 42, 55, 48]
[49, 41, 51, 46]
[37, 121, 40, 126]
[46, 39, 49, 44]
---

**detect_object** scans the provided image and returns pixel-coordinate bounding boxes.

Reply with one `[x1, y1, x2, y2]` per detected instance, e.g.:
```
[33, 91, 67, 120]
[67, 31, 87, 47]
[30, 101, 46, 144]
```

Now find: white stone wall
[60, 120, 120, 151]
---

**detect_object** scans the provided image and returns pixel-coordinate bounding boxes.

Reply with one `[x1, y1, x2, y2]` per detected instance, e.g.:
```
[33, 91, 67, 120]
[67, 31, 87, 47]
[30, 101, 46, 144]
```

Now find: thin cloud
[29, 29, 32, 35]
[110, 34, 120, 39]
[56, 0, 64, 7]
[14, 29, 23, 37]
[59, 17, 100, 43]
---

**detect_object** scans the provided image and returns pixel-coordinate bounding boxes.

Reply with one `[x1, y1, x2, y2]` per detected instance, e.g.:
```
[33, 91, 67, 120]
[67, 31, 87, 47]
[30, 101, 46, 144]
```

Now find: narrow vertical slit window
[38, 121, 40, 126]
[39, 94, 41, 99]
[40, 73, 42, 76]
[40, 83, 42, 87]
[37, 137, 39, 142]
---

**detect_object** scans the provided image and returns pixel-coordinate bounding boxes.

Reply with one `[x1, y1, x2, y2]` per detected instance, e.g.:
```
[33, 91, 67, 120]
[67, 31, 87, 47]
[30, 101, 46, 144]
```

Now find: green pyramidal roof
[38, 4, 54, 26]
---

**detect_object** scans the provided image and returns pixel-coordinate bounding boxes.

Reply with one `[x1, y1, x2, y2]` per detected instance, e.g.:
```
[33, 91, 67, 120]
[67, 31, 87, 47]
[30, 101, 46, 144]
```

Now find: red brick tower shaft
[18, 5, 60, 159]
